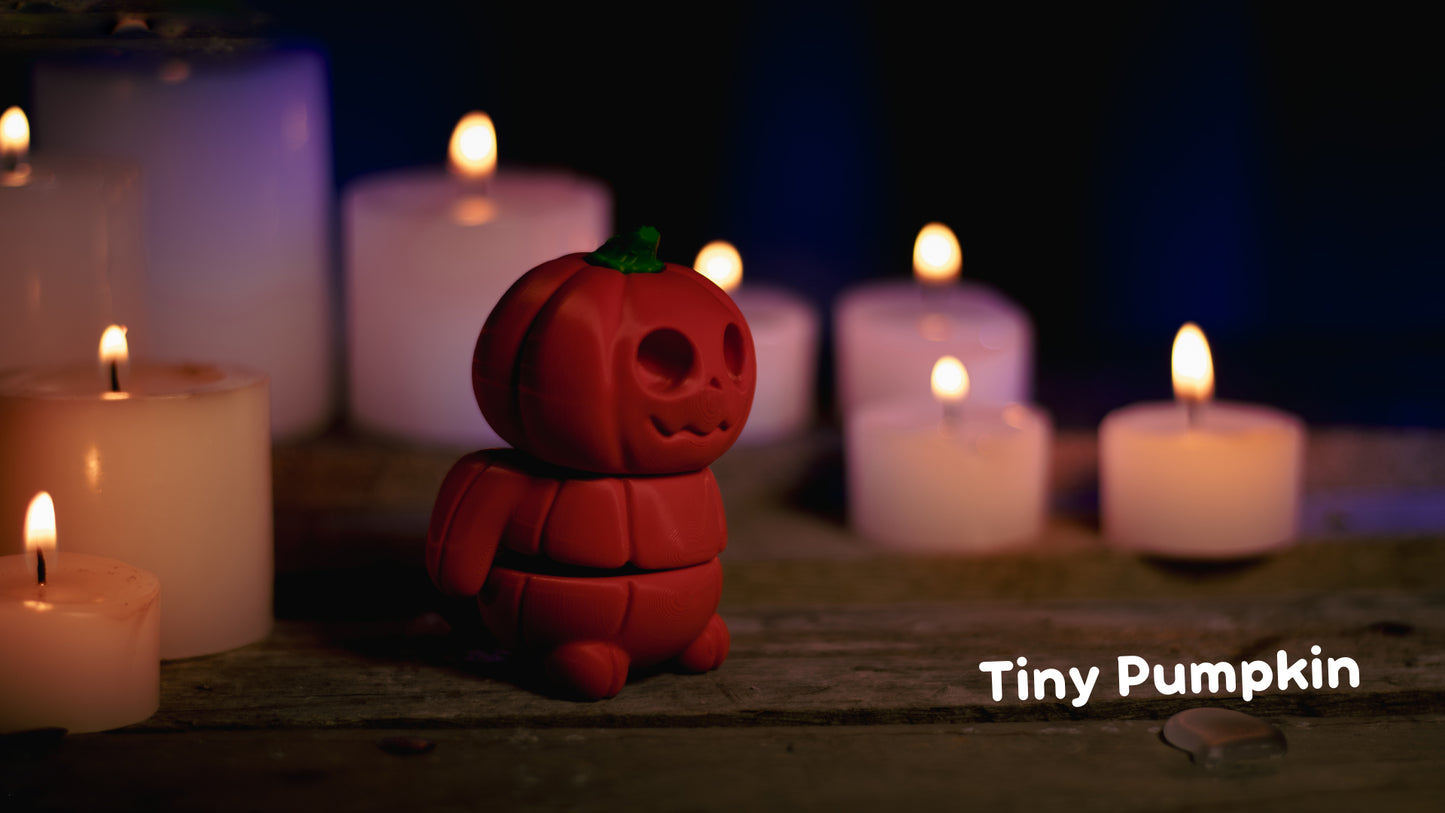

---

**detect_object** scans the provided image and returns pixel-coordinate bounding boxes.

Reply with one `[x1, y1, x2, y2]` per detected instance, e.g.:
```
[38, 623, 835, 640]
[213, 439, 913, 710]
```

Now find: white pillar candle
[345, 112, 611, 448]
[0, 330, 271, 659]
[694, 241, 818, 444]
[0, 107, 149, 368]
[847, 356, 1051, 552]
[834, 223, 1032, 420]
[0, 493, 159, 734]
[1100, 323, 1305, 558]
[34, 50, 334, 439]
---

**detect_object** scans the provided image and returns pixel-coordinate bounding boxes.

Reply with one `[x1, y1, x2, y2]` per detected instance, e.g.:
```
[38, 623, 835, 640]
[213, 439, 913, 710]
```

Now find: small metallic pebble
[1163, 707, 1286, 766]
[377, 735, 436, 755]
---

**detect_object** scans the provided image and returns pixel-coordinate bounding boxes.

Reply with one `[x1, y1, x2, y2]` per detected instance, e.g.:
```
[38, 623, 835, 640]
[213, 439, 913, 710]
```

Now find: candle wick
[36, 548, 46, 586]
[110, 361, 121, 393]
[0, 154, 27, 187]
[450, 167, 492, 198]
[1185, 398, 1203, 429]
[919, 281, 946, 315]
[941, 401, 963, 434]
[468, 174, 493, 197]
[916, 287, 953, 342]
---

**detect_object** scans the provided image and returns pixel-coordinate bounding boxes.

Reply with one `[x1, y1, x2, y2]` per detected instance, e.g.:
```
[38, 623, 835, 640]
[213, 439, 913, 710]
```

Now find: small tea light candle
[694, 240, 818, 444]
[1100, 323, 1305, 558]
[847, 356, 1051, 552]
[835, 223, 1033, 419]
[0, 327, 271, 658]
[0, 493, 160, 734]
[346, 112, 611, 447]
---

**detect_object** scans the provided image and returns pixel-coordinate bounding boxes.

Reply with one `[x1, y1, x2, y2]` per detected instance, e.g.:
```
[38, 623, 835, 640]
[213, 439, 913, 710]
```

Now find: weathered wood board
[2, 430, 1439, 811]
[144, 589, 1444, 731]
[6, 718, 1443, 813]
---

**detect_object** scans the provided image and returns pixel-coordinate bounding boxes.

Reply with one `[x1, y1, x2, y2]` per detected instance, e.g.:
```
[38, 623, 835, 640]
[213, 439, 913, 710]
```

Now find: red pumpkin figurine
[428, 227, 756, 699]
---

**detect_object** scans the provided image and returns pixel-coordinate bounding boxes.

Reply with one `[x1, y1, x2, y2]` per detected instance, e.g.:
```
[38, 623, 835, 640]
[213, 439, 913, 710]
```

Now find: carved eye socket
[637, 328, 696, 390]
[723, 322, 744, 378]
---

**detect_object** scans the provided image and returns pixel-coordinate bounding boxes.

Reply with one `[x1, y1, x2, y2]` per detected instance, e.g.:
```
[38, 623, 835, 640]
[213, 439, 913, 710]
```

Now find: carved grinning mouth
[652, 417, 732, 438]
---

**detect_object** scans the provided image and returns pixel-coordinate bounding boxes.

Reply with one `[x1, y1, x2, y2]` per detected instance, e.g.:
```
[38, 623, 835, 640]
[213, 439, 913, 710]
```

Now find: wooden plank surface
[271, 428, 1445, 574]
[271, 428, 1445, 517]
[3, 430, 1441, 810]
[145, 588, 1443, 731]
[6, 718, 1443, 813]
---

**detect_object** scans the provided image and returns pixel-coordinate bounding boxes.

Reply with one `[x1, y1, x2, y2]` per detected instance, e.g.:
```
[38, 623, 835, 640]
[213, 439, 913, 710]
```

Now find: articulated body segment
[427, 450, 733, 699]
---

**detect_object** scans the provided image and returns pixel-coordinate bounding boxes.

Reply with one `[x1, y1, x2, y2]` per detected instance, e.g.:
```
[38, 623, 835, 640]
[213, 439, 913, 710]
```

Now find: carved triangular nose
[708, 377, 722, 390]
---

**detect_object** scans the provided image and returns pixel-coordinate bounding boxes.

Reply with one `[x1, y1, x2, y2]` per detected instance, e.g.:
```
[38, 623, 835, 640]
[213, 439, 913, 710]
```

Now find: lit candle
[2, 105, 28, 179]
[694, 240, 818, 444]
[834, 223, 1033, 420]
[34, 49, 335, 439]
[345, 111, 611, 448]
[0, 106, 149, 369]
[0, 492, 160, 734]
[1099, 323, 1306, 558]
[0, 327, 271, 658]
[846, 356, 1051, 552]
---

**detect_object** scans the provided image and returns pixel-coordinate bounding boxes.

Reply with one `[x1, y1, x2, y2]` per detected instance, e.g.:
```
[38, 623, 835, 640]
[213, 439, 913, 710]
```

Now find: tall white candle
[835, 223, 1032, 420]
[1100, 323, 1305, 558]
[34, 49, 334, 439]
[345, 112, 611, 448]
[847, 356, 1051, 552]
[0, 493, 160, 734]
[0, 107, 149, 369]
[694, 240, 818, 444]
[0, 329, 271, 658]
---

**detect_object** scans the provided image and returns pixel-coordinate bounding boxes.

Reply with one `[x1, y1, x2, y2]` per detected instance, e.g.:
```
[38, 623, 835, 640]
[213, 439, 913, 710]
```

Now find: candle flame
[1, 106, 29, 157]
[448, 112, 497, 181]
[1171, 322, 1214, 403]
[930, 355, 969, 404]
[25, 492, 56, 577]
[913, 222, 961, 285]
[694, 240, 743, 292]
[100, 325, 129, 395]
[100, 324, 129, 366]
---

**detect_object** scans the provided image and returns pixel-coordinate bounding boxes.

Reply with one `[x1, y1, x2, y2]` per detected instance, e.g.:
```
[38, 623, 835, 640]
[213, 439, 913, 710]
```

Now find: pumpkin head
[474, 227, 756, 474]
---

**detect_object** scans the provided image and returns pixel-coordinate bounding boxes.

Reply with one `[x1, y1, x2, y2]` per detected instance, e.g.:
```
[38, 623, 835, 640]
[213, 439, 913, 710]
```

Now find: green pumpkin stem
[585, 226, 666, 274]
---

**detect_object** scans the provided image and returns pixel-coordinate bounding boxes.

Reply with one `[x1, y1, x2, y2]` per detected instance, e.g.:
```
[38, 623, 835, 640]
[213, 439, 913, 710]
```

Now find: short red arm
[425, 451, 530, 598]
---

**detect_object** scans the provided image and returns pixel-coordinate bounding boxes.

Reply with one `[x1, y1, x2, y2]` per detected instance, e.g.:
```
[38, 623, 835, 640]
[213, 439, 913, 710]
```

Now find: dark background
[4, 1, 1441, 428]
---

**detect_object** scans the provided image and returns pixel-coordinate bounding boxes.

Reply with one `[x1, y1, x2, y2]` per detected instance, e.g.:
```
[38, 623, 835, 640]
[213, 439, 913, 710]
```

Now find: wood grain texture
[272, 429, 1445, 573]
[5, 430, 1438, 810]
[146, 589, 1444, 732]
[270, 428, 1445, 515]
[5, 718, 1442, 813]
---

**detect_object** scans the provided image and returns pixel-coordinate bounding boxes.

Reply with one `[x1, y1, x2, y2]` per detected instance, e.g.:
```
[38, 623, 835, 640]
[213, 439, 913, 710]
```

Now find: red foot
[545, 640, 631, 700]
[677, 613, 729, 673]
